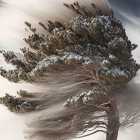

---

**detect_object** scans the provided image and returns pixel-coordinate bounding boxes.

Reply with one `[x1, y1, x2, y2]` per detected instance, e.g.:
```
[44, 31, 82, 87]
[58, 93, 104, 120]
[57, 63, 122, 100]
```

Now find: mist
[0, 0, 140, 140]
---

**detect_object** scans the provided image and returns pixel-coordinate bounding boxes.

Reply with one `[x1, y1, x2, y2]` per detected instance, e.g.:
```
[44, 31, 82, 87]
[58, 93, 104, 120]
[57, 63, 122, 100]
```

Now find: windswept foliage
[0, 91, 37, 113]
[0, 1, 139, 140]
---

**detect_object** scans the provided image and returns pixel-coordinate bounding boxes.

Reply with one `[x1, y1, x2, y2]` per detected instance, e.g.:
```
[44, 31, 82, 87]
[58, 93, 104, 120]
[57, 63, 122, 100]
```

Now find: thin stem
[90, 71, 107, 93]
[76, 130, 107, 138]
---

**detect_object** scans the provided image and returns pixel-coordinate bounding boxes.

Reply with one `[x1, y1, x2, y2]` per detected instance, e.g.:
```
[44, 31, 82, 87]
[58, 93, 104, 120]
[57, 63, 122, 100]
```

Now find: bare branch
[77, 130, 107, 138]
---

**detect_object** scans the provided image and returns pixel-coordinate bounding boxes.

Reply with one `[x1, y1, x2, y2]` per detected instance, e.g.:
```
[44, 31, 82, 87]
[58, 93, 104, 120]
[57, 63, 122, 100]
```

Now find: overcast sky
[0, 0, 140, 140]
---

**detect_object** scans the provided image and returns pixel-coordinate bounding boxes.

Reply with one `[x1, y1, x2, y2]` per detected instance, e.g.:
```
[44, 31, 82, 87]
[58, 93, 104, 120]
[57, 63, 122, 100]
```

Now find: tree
[0, 1, 140, 140]
[0, 91, 37, 113]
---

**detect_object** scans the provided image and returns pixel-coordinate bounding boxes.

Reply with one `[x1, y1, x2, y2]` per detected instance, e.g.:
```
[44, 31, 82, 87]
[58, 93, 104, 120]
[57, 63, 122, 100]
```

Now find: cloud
[0, 105, 26, 140]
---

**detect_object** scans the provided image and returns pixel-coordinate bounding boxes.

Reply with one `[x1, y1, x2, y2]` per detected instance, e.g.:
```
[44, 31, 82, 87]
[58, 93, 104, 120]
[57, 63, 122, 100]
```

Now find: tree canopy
[0, 1, 140, 140]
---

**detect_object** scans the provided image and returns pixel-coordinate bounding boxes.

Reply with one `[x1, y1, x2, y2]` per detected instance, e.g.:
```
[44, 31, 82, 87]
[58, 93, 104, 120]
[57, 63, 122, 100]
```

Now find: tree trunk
[106, 100, 119, 140]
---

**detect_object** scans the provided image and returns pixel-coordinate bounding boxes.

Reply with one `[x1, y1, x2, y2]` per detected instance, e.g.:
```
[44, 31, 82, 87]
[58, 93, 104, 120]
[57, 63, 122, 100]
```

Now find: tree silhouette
[0, 1, 140, 140]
